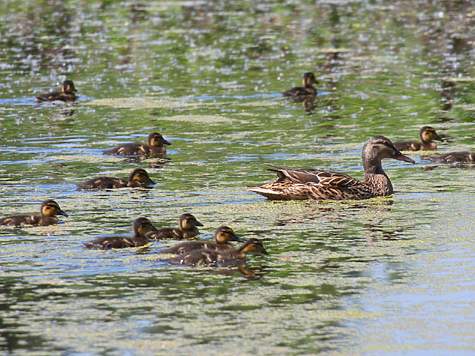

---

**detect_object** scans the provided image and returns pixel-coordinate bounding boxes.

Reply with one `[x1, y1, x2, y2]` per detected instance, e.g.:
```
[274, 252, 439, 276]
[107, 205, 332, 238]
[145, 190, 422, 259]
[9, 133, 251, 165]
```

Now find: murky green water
[1, 1, 475, 355]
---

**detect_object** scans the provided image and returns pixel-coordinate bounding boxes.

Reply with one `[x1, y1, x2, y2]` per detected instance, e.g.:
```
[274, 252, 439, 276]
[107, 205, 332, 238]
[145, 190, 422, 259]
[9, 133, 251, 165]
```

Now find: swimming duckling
[77, 168, 155, 189]
[35, 80, 78, 103]
[159, 226, 242, 254]
[282, 72, 319, 99]
[102, 132, 171, 158]
[429, 151, 475, 164]
[394, 126, 444, 151]
[147, 213, 203, 240]
[168, 238, 268, 265]
[0, 200, 68, 227]
[248, 136, 415, 200]
[83, 217, 157, 249]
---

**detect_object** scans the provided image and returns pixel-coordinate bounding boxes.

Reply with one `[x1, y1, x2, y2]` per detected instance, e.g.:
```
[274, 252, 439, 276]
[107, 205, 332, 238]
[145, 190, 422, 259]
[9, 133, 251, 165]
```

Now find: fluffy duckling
[159, 226, 242, 254]
[147, 213, 203, 240]
[394, 126, 444, 151]
[77, 168, 155, 189]
[0, 200, 68, 227]
[83, 217, 157, 249]
[429, 151, 475, 164]
[282, 72, 319, 99]
[248, 136, 415, 200]
[35, 80, 78, 103]
[168, 238, 268, 265]
[102, 132, 171, 158]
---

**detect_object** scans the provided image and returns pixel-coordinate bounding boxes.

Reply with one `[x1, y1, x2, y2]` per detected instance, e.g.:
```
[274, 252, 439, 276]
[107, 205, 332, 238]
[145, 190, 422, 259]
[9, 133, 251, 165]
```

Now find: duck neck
[362, 158, 393, 195]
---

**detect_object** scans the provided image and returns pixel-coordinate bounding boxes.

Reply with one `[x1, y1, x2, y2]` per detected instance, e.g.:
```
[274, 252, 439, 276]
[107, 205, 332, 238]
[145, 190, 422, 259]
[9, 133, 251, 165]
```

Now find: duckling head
[420, 126, 443, 143]
[214, 226, 243, 244]
[179, 213, 204, 230]
[302, 72, 319, 86]
[240, 238, 268, 255]
[148, 133, 171, 147]
[62, 80, 77, 94]
[129, 168, 156, 185]
[41, 200, 68, 217]
[134, 217, 157, 237]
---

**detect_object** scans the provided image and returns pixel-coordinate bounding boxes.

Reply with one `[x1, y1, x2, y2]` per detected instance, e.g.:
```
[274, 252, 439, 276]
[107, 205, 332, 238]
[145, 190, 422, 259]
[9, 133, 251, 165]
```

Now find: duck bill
[150, 225, 158, 232]
[260, 247, 269, 255]
[58, 209, 68, 217]
[434, 133, 444, 142]
[394, 151, 415, 164]
[195, 220, 204, 227]
[232, 234, 244, 243]
[147, 177, 156, 185]
[163, 139, 171, 145]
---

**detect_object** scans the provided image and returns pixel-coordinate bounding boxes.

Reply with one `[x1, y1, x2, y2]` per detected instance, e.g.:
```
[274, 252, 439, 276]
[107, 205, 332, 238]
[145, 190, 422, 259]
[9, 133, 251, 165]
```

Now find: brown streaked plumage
[83, 217, 157, 249]
[159, 226, 242, 254]
[248, 136, 415, 201]
[147, 214, 203, 240]
[0, 200, 68, 227]
[429, 151, 475, 164]
[102, 132, 171, 158]
[282, 72, 319, 99]
[168, 238, 268, 265]
[35, 80, 78, 103]
[76, 168, 155, 189]
[394, 126, 444, 151]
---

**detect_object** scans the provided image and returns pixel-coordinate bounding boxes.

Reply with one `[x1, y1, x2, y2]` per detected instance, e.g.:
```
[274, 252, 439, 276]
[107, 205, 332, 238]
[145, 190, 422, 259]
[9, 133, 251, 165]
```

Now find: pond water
[1, 1, 475, 355]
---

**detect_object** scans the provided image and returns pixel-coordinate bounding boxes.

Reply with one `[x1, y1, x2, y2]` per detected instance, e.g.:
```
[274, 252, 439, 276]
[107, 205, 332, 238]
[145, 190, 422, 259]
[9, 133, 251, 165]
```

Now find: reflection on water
[1, 0, 475, 355]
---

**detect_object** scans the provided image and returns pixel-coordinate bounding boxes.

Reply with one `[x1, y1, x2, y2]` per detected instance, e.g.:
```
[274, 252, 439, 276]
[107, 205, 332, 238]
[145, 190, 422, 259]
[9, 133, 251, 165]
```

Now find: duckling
[35, 80, 78, 103]
[77, 168, 155, 189]
[147, 213, 203, 240]
[282, 72, 319, 99]
[394, 126, 444, 151]
[159, 226, 242, 254]
[83, 217, 157, 249]
[429, 151, 475, 164]
[168, 238, 268, 265]
[0, 200, 68, 227]
[248, 136, 415, 200]
[102, 132, 171, 158]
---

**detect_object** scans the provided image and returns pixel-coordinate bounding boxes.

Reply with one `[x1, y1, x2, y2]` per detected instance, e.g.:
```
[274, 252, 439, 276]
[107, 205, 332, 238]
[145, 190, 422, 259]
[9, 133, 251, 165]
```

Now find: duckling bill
[35, 80, 78, 103]
[83, 217, 157, 249]
[394, 126, 443, 151]
[0, 200, 68, 227]
[248, 136, 415, 200]
[168, 238, 268, 265]
[77, 168, 155, 189]
[103, 132, 171, 158]
[159, 226, 242, 254]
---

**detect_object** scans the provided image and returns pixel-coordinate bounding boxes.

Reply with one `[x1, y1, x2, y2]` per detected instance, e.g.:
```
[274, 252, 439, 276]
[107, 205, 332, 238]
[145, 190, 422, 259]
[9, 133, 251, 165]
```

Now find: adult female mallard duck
[248, 136, 415, 200]
[102, 132, 171, 158]
[429, 151, 475, 164]
[83, 217, 157, 249]
[0, 200, 68, 227]
[159, 226, 242, 254]
[394, 126, 444, 151]
[147, 213, 203, 240]
[77, 168, 155, 189]
[282, 72, 319, 99]
[168, 238, 268, 265]
[35, 80, 78, 103]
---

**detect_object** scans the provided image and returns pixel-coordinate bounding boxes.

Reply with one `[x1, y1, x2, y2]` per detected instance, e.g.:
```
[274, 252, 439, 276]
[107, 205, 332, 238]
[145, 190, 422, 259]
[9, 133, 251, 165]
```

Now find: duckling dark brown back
[77, 168, 155, 189]
[0, 200, 68, 227]
[35, 80, 78, 103]
[159, 226, 242, 254]
[148, 213, 203, 240]
[168, 238, 268, 265]
[83, 217, 157, 249]
[102, 132, 171, 157]
[429, 151, 475, 164]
